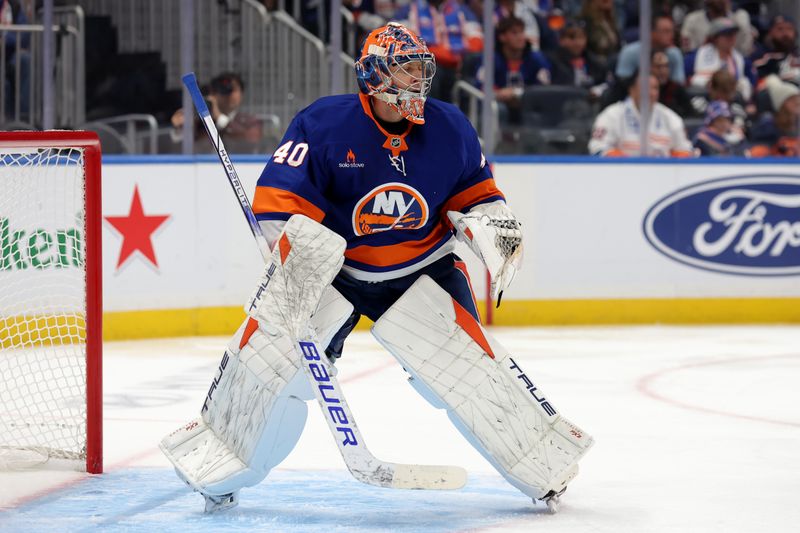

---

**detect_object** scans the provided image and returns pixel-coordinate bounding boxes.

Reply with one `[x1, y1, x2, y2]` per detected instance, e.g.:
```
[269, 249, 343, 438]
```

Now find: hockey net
[0, 131, 102, 473]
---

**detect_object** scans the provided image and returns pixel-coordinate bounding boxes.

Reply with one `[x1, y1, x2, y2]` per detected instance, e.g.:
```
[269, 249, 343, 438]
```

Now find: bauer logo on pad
[643, 175, 800, 276]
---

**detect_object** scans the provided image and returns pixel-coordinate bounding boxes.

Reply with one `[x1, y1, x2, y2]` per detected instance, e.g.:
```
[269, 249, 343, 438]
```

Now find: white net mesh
[0, 146, 88, 465]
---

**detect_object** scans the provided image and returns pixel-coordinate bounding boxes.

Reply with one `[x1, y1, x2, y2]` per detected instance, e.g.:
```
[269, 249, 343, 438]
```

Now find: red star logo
[105, 185, 170, 269]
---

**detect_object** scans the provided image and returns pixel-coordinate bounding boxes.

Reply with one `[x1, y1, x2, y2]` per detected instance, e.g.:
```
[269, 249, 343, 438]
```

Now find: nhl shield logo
[390, 138, 401, 148]
[352, 183, 429, 236]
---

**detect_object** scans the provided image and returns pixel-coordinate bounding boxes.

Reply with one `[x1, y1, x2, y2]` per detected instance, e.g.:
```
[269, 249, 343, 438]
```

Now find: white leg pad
[160, 215, 348, 498]
[372, 275, 594, 501]
[160, 319, 308, 496]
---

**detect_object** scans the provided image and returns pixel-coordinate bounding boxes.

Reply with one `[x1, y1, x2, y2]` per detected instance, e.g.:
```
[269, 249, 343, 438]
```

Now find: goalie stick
[182, 72, 467, 490]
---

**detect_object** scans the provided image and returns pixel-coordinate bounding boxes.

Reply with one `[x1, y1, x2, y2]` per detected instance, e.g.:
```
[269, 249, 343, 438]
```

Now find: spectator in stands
[693, 100, 745, 155]
[685, 17, 754, 102]
[2, 0, 30, 122]
[750, 14, 800, 87]
[464, 0, 558, 52]
[691, 68, 749, 142]
[395, 0, 483, 101]
[681, 0, 754, 56]
[578, 0, 621, 64]
[474, 16, 551, 124]
[651, 50, 694, 117]
[493, 0, 558, 51]
[589, 72, 694, 157]
[616, 14, 685, 84]
[170, 72, 263, 154]
[749, 75, 800, 157]
[546, 19, 608, 91]
[600, 50, 692, 114]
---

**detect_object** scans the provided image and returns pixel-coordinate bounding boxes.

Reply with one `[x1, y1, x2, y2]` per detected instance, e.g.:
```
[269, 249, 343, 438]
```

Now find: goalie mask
[355, 22, 436, 125]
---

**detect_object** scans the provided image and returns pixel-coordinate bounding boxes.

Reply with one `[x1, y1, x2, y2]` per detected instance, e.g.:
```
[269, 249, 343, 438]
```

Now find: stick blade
[390, 464, 468, 490]
[349, 461, 468, 490]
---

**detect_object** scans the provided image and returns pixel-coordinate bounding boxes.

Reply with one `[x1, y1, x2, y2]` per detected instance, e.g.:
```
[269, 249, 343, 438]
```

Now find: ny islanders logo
[352, 183, 428, 236]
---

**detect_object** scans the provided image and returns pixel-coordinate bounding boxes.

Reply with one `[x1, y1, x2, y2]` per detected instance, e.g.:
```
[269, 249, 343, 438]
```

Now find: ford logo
[643, 175, 800, 276]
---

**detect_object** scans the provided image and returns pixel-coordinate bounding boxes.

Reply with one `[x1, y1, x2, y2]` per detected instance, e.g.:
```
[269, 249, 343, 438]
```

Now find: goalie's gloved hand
[448, 201, 523, 302]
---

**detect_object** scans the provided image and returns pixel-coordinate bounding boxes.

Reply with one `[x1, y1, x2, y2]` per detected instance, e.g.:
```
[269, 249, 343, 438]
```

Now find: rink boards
[50, 155, 800, 338]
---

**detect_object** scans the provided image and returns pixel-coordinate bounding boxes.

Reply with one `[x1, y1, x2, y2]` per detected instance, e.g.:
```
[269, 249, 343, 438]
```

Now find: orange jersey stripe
[252, 186, 325, 222]
[441, 179, 504, 218]
[345, 223, 450, 267]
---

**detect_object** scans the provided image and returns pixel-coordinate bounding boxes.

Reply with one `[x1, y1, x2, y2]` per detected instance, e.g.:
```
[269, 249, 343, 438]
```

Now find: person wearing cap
[616, 14, 685, 85]
[750, 14, 800, 87]
[692, 100, 744, 156]
[749, 74, 800, 157]
[588, 71, 694, 157]
[681, 0, 753, 56]
[685, 17, 754, 101]
[546, 18, 608, 89]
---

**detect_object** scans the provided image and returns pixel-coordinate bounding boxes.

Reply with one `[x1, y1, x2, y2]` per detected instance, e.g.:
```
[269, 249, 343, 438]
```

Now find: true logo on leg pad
[202, 351, 230, 414]
[509, 357, 557, 417]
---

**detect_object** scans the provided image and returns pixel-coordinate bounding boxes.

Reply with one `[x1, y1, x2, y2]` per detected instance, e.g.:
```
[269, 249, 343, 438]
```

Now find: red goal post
[0, 131, 102, 473]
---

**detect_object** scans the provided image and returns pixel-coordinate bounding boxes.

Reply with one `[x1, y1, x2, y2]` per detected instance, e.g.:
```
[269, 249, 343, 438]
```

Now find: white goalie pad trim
[372, 275, 594, 500]
[448, 201, 523, 299]
[160, 215, 347, 496]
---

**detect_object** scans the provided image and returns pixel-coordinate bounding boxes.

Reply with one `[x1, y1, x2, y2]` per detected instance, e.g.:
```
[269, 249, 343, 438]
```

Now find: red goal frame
[0, 131, 103, 473]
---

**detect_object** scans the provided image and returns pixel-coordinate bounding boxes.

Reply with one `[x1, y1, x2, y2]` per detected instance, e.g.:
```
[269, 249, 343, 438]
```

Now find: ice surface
[1, 326, 798, 532]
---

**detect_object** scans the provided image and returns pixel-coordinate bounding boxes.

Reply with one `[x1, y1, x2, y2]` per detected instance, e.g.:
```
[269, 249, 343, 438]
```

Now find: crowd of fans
[3, 0, 798, 157]
[325, 0, 800, 157]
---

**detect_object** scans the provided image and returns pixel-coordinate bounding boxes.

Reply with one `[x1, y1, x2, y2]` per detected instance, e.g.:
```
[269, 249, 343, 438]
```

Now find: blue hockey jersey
[253, 93, 504, 281]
